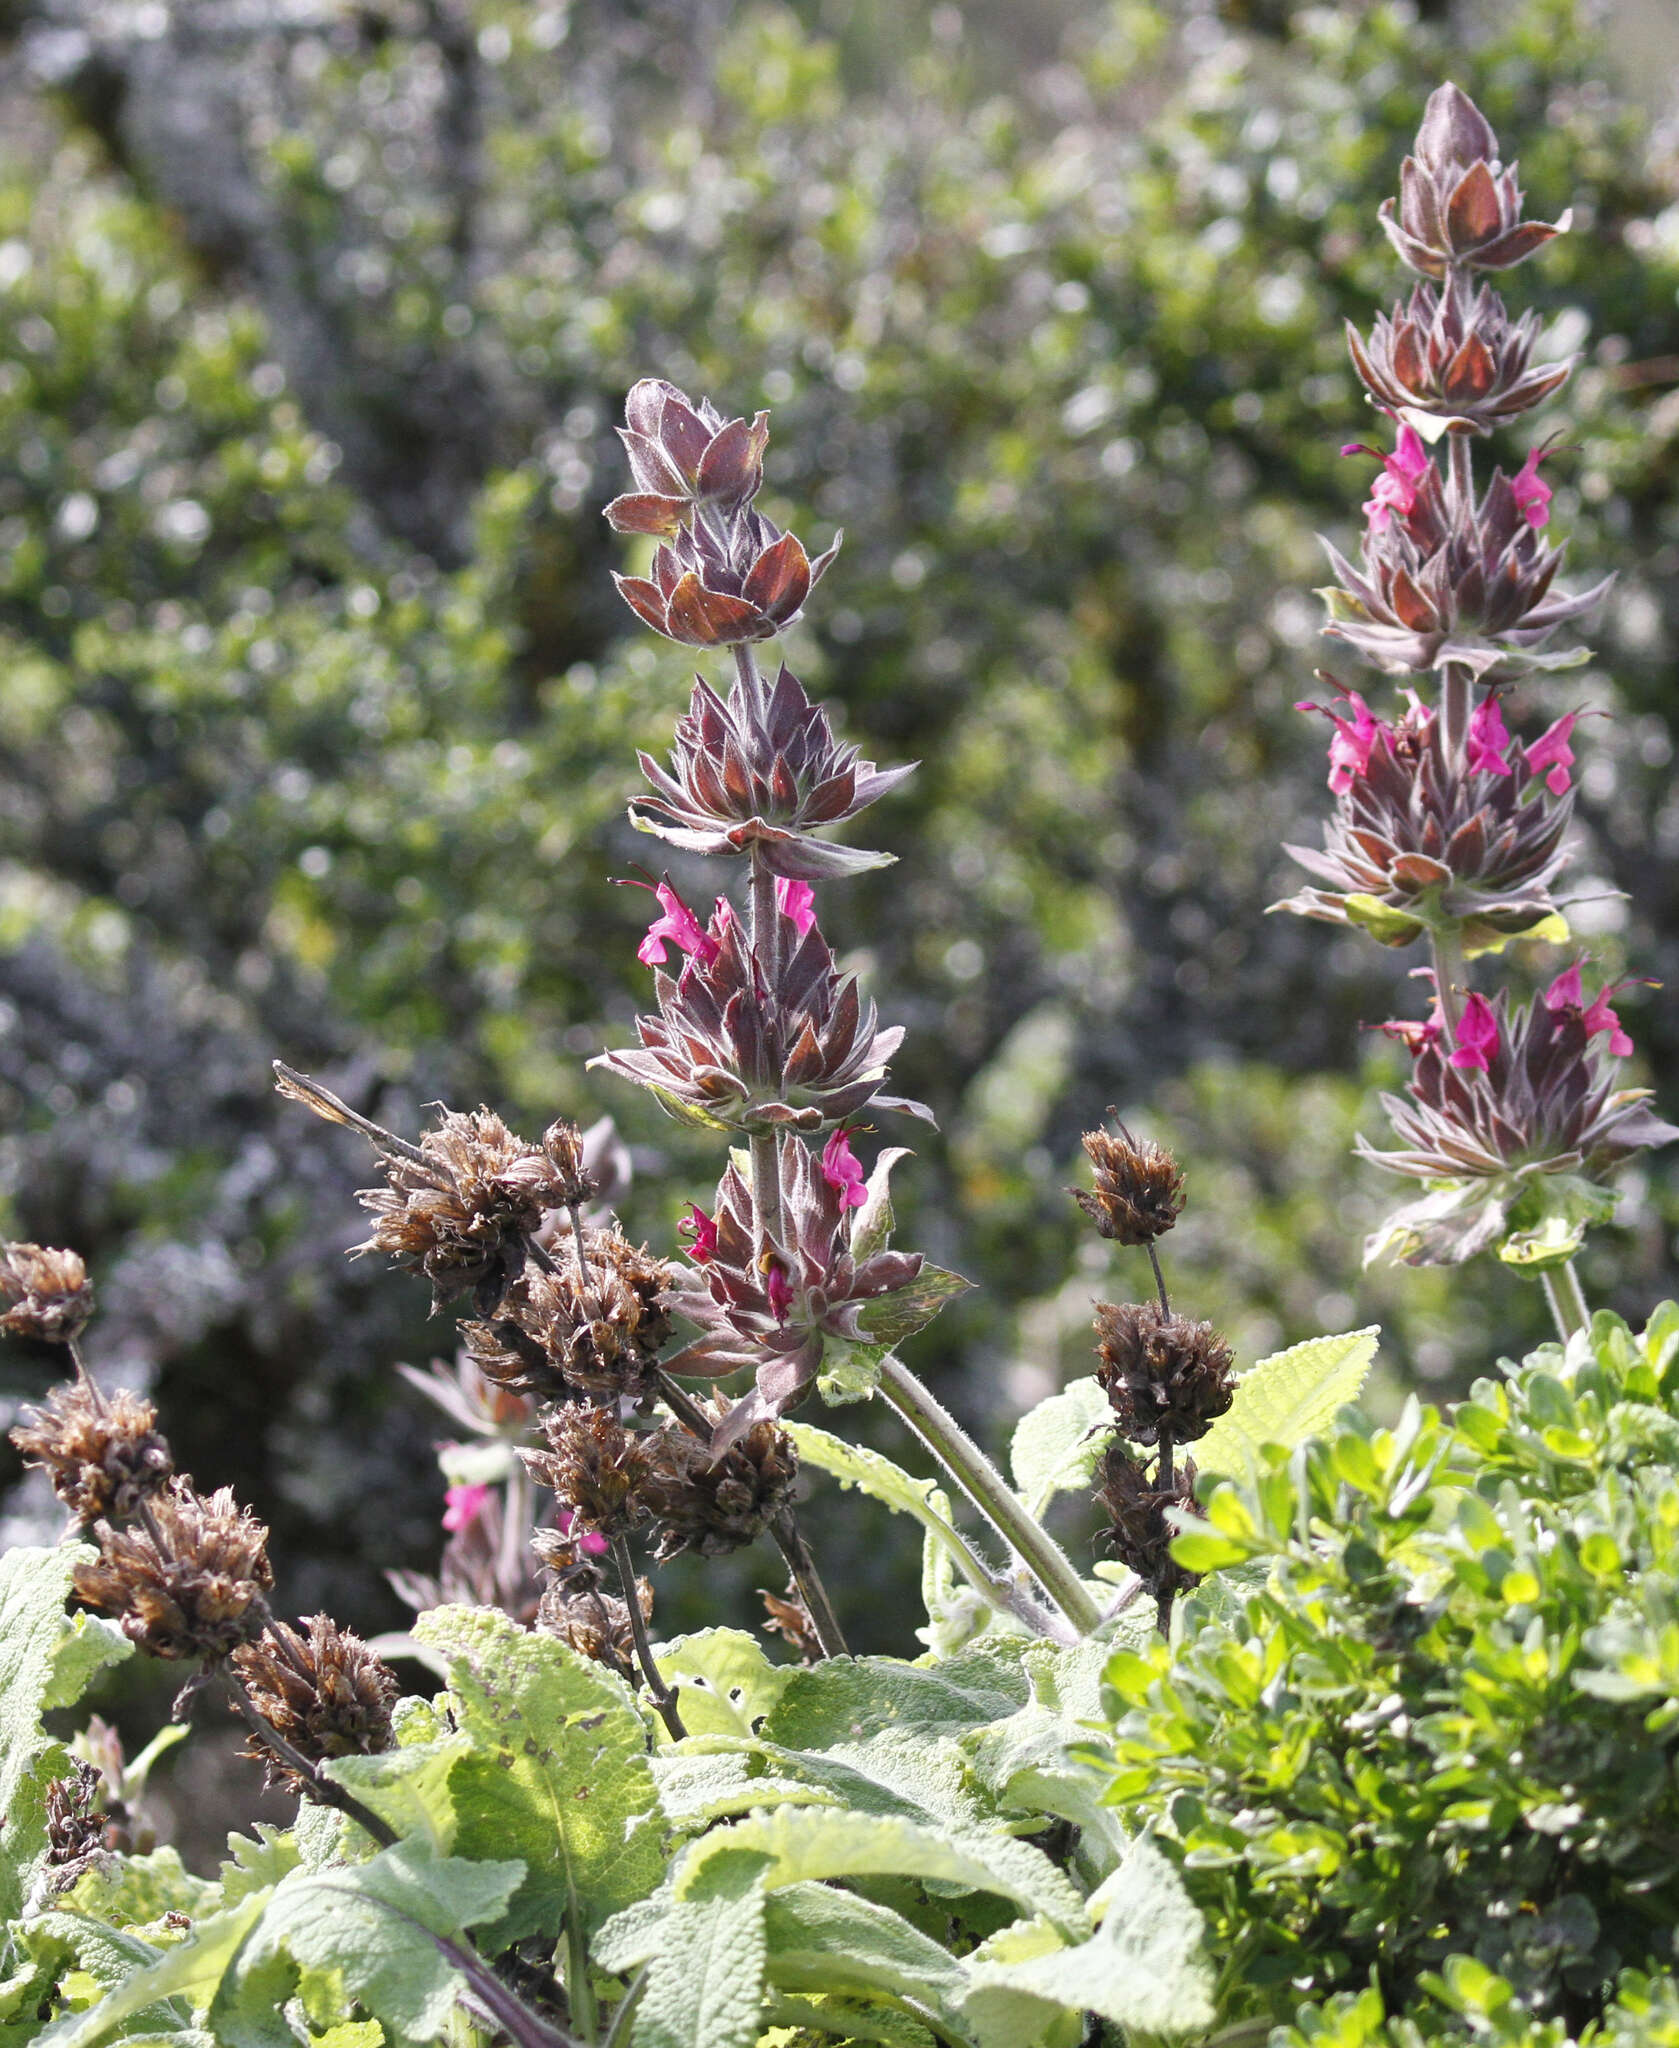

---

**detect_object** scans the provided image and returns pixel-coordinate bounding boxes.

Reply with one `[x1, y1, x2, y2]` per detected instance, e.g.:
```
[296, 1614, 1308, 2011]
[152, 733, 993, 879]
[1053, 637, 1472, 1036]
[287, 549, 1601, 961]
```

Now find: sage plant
[1277, 84, 1676, 1337]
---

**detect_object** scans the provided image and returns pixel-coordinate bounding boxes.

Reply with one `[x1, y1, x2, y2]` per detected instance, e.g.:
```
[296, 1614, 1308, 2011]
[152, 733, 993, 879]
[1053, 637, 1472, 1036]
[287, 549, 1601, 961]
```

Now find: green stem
[1541, 1259, 1590, 1344]
[564, 1909, 598, 2046]
[609, 1535, 685, 1740]
[732, 640, 769, 725]
[1440, 660, 1473, 781]
[876, 1354, 1103, 1637]
[769, 1509, 850, 1658]
[1430, 923, 1465, 1048]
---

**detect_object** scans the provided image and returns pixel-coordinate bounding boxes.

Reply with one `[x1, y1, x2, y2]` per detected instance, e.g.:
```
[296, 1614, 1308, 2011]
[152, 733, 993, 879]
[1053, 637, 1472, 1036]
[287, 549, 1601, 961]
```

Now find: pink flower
[636, 878, 721, 968]
[820, 1128, 868, 1210]
[1511, 445, 1553, 529]
[1542, 962, 1585, 1014]
[763, 1254, 794, 1325]
[1448, 992, 1500, 1072]
[776, 877, 816, 938]
[1466, 696, 1514, 778]
[1523, 712, 1577, 797]
[557, 1505, 609, 1558]
[1546, 962, 1636, 1057]
[1345, 425, 1429, 534]
[1375, 1009, 1443, 1058]
[680, 1201, 718, 1263]
[1296, 687, 1387, 794]
[442, 1481, 491, 1533]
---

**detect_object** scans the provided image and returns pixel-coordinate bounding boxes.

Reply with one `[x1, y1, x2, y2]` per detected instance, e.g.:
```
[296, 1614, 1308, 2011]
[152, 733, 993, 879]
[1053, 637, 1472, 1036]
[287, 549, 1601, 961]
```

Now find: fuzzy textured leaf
[1009, 1378, 1111, 1515]
[33, 1894, 270, 2048]
[1194, 1328, 1380, 1477]
[653, 1629, 796, 1742]
[633, 1848, 767, 2048]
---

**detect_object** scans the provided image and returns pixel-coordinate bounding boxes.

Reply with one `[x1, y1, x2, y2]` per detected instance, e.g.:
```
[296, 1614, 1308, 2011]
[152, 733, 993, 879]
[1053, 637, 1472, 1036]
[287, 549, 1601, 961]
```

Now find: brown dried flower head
[536, 1572, 651, 1680]
[73, 1481, 273, 1661]
[0, 1243, 95, 1345]
[43, 1760, 107, 1892]
[232, 1614, 400, 1793]
[1094, 1301, 1235, 1448]
[643, 1398, 800, 1560]
[1096, 1443, 1200, 1604]
[355, 1107, 583, 1313]
[1074, 1125, 1186, 1246]
[462, 1224, 675, 1403]
[522, 1403, 656, 1541]
[11, 1380, 173, 1523]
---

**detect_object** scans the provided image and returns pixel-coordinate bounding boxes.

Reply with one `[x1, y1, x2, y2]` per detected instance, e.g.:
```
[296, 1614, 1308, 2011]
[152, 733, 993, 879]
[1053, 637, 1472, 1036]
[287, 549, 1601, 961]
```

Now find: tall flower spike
[1346, 278, 1573, 438]
[1379, 82, 1571, 280]
[632, 664, 913, 880]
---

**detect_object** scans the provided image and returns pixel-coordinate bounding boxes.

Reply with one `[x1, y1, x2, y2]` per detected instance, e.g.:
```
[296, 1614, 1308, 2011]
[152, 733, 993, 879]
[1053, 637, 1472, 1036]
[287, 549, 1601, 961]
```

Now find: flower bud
[522, 1403, 656, 1542]
[1096, 1443, 1200, 1605]
[73, 1482, 273, 1662]
[641, 1399, 799, 1560]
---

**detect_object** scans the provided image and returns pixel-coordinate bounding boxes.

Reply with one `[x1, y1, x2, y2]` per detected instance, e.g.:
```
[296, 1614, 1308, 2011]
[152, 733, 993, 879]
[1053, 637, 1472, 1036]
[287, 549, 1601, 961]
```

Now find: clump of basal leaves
[0, 1323, 1379, 2048]
[1085, 1304, 1679, 2045]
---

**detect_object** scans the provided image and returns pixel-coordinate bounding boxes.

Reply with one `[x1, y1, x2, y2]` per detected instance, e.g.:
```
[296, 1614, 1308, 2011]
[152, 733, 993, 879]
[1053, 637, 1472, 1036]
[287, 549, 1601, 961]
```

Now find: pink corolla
[776, 877, 817, 938]
[1511, 445, 1553, 529]
[1466, 696, 1514, 778]
[442, 1481, 491, 1533]
[557, 1505, 609, 1559]
[1449, 991, 1500, 1072]
[820, 1127, 868, 1210]
[634, 877, 721, 968]
[1524, 712, 1577, 797]
[1544, 962, 1637, 1057]
[1344, 425, 1429, 534]
[763, 1254, 794, 1325]
[680, 1201, 718, 1263]
[1296, 687, 1387, 794]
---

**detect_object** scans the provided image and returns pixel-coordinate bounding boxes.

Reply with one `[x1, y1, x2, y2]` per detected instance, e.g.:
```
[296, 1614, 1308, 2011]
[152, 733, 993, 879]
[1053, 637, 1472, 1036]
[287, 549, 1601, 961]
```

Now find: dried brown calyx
[461, 1223, 675, 1403]
[73, 1481, 273, 1661]
[11, 1380, 173, 1524]
[1073, 1126, 1186, 1246]
[760, 1580, 822, 1664]
[231, 1615, 400, 1793]
[43, 1760, 107, 1892]
[522, 1403, 657, 1541]
[1094, 1301, 1234, 1449]
[535, 1572, 652, 1680]
[642, 1398, 800, 1560]
[0, 1242, 95, 1345]
[1096, 1444, 1201, 1606]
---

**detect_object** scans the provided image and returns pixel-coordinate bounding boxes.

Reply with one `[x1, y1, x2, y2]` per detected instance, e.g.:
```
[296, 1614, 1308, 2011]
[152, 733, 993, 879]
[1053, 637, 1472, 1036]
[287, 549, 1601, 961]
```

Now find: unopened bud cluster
[1274, 84, 1674, 1274]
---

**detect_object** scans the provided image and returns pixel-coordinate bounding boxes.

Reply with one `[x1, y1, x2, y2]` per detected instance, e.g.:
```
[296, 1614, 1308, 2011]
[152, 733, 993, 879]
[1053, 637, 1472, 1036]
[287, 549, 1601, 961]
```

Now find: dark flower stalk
[1276, 83, 1674, 1338]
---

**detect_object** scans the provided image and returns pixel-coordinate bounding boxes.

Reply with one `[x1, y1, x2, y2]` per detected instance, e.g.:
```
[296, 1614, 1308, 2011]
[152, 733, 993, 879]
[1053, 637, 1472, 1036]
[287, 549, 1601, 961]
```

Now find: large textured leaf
[411, 1605, 664, 1945]
[209, 1839, 523, 2048]
[961, 1642, 1129, 1864]
[854, 1265, 972, 1344]
[41, 1611, 132, 1715]
[675, 1807, 1089, 1939]
[32, 1894, 270, 2048]
[1009, 1378, 1111, 1516]
[0, 1545, 123, 1922]
[762, 1643, 1031, 1750]
[761, 1882, 969, 2013]
[326, 1735, 473, 1855]
[633, 1848, 766, 2048]
[1194, 1328, 1380, 1478]
[962, 1836, 1214, 2040]
[652, 1629, 795, 1741]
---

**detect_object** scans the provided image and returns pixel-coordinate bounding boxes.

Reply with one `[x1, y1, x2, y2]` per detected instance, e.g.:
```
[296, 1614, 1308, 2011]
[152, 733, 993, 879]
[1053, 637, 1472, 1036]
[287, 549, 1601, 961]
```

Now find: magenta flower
[680, 1202, 719, 1264]
[1524, 711, 1577, 796]
[556, 1504, 610, 1558]
[1546, 962, 1638, 1057]
[1449, 991, 1500, 1072]
[776, 876, 817, 938]
[1296, 687, 1387, 793]
[820, 1128, 868, 1210]
[634, 878, 722, 969]
[1466, 696, 1514, 777]
[1345, 425, 1430, 534]
[764, 1255, 794, 1325]
[1511, 445, 1553, 529]
[442, 1481, 491, 1533]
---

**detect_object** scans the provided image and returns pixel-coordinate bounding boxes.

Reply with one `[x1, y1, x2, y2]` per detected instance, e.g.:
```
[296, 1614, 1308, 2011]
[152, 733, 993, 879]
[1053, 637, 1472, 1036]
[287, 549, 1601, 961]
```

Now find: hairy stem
[565, 1909, 598, 2046]
[65, 1335, 103, 1407]
[609, 1535, 685, 1740]
[876, 1355, 1103, 1637]
[1447, 426, 1475, 525]
[1145, 1241, 1170, 1316]
[224, 1673, 398, 1848]
[732, 639, 769, 725]
[1440, 660, 1473, 776]
[1541, 1260, 1591, 1344]
[1430, 923, 1465, 1047]
[747, 845, 786, 1248]
[499, 1455, 532, 1617]
[769, 1508, 849, 1658]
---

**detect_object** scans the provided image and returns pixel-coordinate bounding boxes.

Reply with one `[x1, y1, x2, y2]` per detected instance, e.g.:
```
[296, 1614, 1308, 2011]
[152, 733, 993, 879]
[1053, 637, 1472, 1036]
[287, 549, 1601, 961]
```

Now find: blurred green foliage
[0, 0, 1676, 1647]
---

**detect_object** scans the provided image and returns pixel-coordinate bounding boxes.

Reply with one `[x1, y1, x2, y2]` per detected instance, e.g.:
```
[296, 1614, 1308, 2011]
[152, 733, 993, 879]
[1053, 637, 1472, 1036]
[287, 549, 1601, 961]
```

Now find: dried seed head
[355, 1106, 578, 1313]
[540, 1118, 597, 1207]
[462, 1224, 675, 1402]
[0, 1243, 95, 1345]
[1074, 1126, 1186, 1245]
[522, 1403, 656, 1541]
[1096, 1443, 1200, 1603]
[11, 1380, 173, 1523]
[642, 1399, 800, 1560]
[231, 1615, 399, 1793]
[536, 1574, 651, 1678]
[1094, 1302, 1235, 1447]
[43, 1760, 107, 1892]
[760, 1580, 822, 1664]
[73, 1481, 273, 1661]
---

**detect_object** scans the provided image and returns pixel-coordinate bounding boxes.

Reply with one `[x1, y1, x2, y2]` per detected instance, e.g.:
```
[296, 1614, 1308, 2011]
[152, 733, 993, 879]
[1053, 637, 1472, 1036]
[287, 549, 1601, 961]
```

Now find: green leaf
[850, 1147, 914, 1262]
[651, 1749, 843, 1831]
[762, 1645, 1031, 1752]
[783, 1423, 983, 1595]
[326, 1734, 473, 1856]
[219, 1826, 302, 1906]
[1497, 1174, 1619, 1272]
[1340, 894, 1426, 947]
[42, 1612, 133, 1715]
[209, 1839, 523, 2048]
[1009, 1379, 1110, 1516]
[0, 1546, 106, 1922]
[33, 1894, 270, 2048]
[761, 1881, 969, 2012]
[634, 1848, 767, 2048]
[854, 1266, 973, 1344]
[411, 1604, 665, 1946]
[675, 1806, 1090, 1940]
[1194, 1328, 1380, 1478]
[61, 1845, 223, 1929]
[652, 1630, 796, 1741]
[962, 1836, 1214, 2039]
[816, 1338, 891, 1407]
